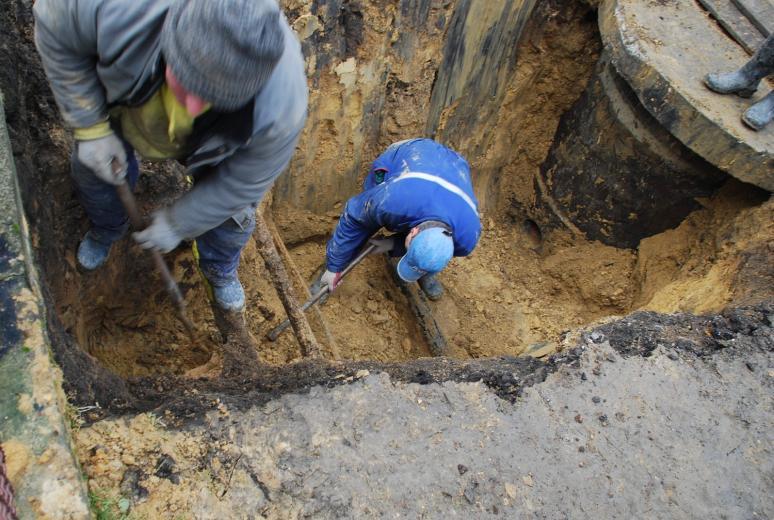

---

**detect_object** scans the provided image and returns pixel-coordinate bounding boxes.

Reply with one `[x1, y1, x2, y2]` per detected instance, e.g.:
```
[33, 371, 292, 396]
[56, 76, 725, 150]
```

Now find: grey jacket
[33, 0, 308, 239]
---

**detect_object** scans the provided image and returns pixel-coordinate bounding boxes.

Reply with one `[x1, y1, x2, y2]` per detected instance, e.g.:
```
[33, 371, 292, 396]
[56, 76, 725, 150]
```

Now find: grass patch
[89, 489, 134, 520]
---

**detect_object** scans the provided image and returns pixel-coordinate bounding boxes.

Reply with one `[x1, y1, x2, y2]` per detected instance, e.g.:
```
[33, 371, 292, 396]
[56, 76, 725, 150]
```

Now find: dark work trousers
[69, 139, 255, 286]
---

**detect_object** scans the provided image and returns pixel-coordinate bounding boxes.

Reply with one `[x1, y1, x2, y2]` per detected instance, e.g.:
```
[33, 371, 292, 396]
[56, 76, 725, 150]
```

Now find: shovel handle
[266, 243, 378, 341]
[115, 180, 195, 335]
[265, 287, 328, 341]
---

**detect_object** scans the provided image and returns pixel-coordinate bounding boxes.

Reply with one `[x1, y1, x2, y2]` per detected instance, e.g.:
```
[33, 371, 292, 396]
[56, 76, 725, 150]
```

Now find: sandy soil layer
[27, 172, 773, 384]
[3, 0, 769, 382]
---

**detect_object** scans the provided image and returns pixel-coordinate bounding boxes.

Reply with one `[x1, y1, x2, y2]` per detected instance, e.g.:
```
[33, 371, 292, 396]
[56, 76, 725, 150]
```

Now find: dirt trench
[2, 1, 774, 517]
[1, 0, 772, 417]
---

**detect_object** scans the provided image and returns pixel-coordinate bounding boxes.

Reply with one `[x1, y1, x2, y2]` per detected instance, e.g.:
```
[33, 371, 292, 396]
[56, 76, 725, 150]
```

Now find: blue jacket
[326, 139, 482, 272]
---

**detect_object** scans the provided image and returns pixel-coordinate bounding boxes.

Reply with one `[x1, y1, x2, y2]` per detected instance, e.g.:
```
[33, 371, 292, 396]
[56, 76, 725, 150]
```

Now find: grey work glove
[132, 210, 183, 253]
[309, 269, 341, 306]
[76, 132, 128, 186]
[319, 269, 342, 292]
[368, 236, 396, 255]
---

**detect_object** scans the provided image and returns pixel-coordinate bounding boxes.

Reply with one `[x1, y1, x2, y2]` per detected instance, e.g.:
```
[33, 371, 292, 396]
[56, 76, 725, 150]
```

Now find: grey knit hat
[161, 0, 285, 111]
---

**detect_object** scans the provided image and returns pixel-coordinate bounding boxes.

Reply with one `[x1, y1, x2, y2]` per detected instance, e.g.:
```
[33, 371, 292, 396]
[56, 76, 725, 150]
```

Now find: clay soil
[275, 177, 771, 363]
[2, 1, 773, 517]
[66, 171, 765, 383]
[1, 0, 772, 385]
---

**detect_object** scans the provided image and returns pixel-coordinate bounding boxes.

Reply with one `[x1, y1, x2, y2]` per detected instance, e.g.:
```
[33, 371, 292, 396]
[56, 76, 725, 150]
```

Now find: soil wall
[1, 0, 771, 414]
[273, 0, 600, 215]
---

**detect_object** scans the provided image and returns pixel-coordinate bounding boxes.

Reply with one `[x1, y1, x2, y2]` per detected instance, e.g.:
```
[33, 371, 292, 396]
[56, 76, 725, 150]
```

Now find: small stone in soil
[463, 481, 478, 504]
[457, 464, 469, 475]
[120, 467, 148, 500]
[154, 454, 178, 484]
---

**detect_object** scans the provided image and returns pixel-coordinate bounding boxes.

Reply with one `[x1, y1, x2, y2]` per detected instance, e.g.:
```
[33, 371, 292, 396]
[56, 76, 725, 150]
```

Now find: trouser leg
[195, 204, 256, 286]
[70, 140, 139, 245]
[742, 34, 774, 80]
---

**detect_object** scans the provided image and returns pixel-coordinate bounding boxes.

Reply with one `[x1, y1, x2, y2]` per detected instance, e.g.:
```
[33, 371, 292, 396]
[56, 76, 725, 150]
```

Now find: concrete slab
[698, 0, 766, 53]
[600, 0, 774, 191]
[732, 0, 774, 37]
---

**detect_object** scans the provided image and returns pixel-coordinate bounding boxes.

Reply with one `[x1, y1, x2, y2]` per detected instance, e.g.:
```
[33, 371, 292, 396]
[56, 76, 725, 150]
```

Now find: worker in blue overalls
[316, 138, 482, 301]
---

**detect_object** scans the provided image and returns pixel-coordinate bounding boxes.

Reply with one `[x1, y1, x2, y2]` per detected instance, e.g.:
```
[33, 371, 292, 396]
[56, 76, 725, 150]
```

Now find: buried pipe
[254, 211, 322, 358]
[263, 214, 340, 358]
[387, 258, 449, 357]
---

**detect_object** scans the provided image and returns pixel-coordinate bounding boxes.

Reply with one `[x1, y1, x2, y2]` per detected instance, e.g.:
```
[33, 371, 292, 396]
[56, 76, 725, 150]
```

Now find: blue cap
[397, 227, 454, 282]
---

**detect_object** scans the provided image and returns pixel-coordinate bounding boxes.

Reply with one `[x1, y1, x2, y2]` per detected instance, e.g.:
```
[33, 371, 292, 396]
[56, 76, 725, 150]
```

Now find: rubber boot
[76, 231, 112, 271]
[212, 277, 245, 312]
[704, 34, 774, 97]
[742, 90, 774, 130]
[418, 274, 444, 301]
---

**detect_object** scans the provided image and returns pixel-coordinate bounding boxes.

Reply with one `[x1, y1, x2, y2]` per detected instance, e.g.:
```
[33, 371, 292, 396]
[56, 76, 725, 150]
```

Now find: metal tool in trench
[112, 163, 195, 335]
[266, 242, 378, 341]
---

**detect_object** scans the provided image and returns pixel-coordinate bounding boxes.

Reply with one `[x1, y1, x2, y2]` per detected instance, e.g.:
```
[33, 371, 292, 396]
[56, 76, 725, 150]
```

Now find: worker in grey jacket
[33, 0, 308, 313]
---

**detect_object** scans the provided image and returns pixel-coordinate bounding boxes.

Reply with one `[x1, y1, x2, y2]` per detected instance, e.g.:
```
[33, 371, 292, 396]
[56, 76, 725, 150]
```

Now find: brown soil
[270, 177, 772, 361]
[3, 1, 773, 515]
[634, 180, 773, 312]
[2, 0, 772, 407]
[27, 1, 620, 377]
[437, 1, 603, 215]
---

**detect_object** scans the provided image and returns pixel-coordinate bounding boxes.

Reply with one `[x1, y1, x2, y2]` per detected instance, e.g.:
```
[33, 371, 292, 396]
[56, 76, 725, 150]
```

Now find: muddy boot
[704, 34, 774, 97]
[212, 277, 245, 312]
[418, 274, 444, 301]
[208, 277, 250, 346]
[210, 304, 260, 375]
[76, 231, 112, 271]
[742, 90, 774, 130]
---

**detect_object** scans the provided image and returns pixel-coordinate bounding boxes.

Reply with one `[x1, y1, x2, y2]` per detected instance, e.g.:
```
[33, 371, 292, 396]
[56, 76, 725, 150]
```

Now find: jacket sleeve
[454, 235, 478, 257]
[33, 0, 108, 128]
[167, 121, 303, 240]
[325, 191, 382, 273]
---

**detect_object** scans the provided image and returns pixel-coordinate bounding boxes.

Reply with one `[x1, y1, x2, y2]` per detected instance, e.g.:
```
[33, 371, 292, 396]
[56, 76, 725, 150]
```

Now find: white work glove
[76, 132, 127, 186]
[368, 236, 396, 255]
[320, 269, 342, 292]
[132, 210, 183, 253]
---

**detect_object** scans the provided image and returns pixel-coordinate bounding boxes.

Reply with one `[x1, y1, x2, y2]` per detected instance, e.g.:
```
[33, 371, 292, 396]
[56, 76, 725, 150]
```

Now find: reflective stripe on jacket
[326, 139, 482, 273]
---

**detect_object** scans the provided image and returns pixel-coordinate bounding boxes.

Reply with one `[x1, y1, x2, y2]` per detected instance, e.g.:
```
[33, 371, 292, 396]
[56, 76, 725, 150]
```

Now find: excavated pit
[1, 0, 772, 423]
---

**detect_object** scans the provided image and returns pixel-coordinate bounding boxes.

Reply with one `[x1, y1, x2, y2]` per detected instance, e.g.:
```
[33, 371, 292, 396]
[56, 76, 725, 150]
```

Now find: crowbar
[266, 242, 377, 341]
[112, 162, 195, 336]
